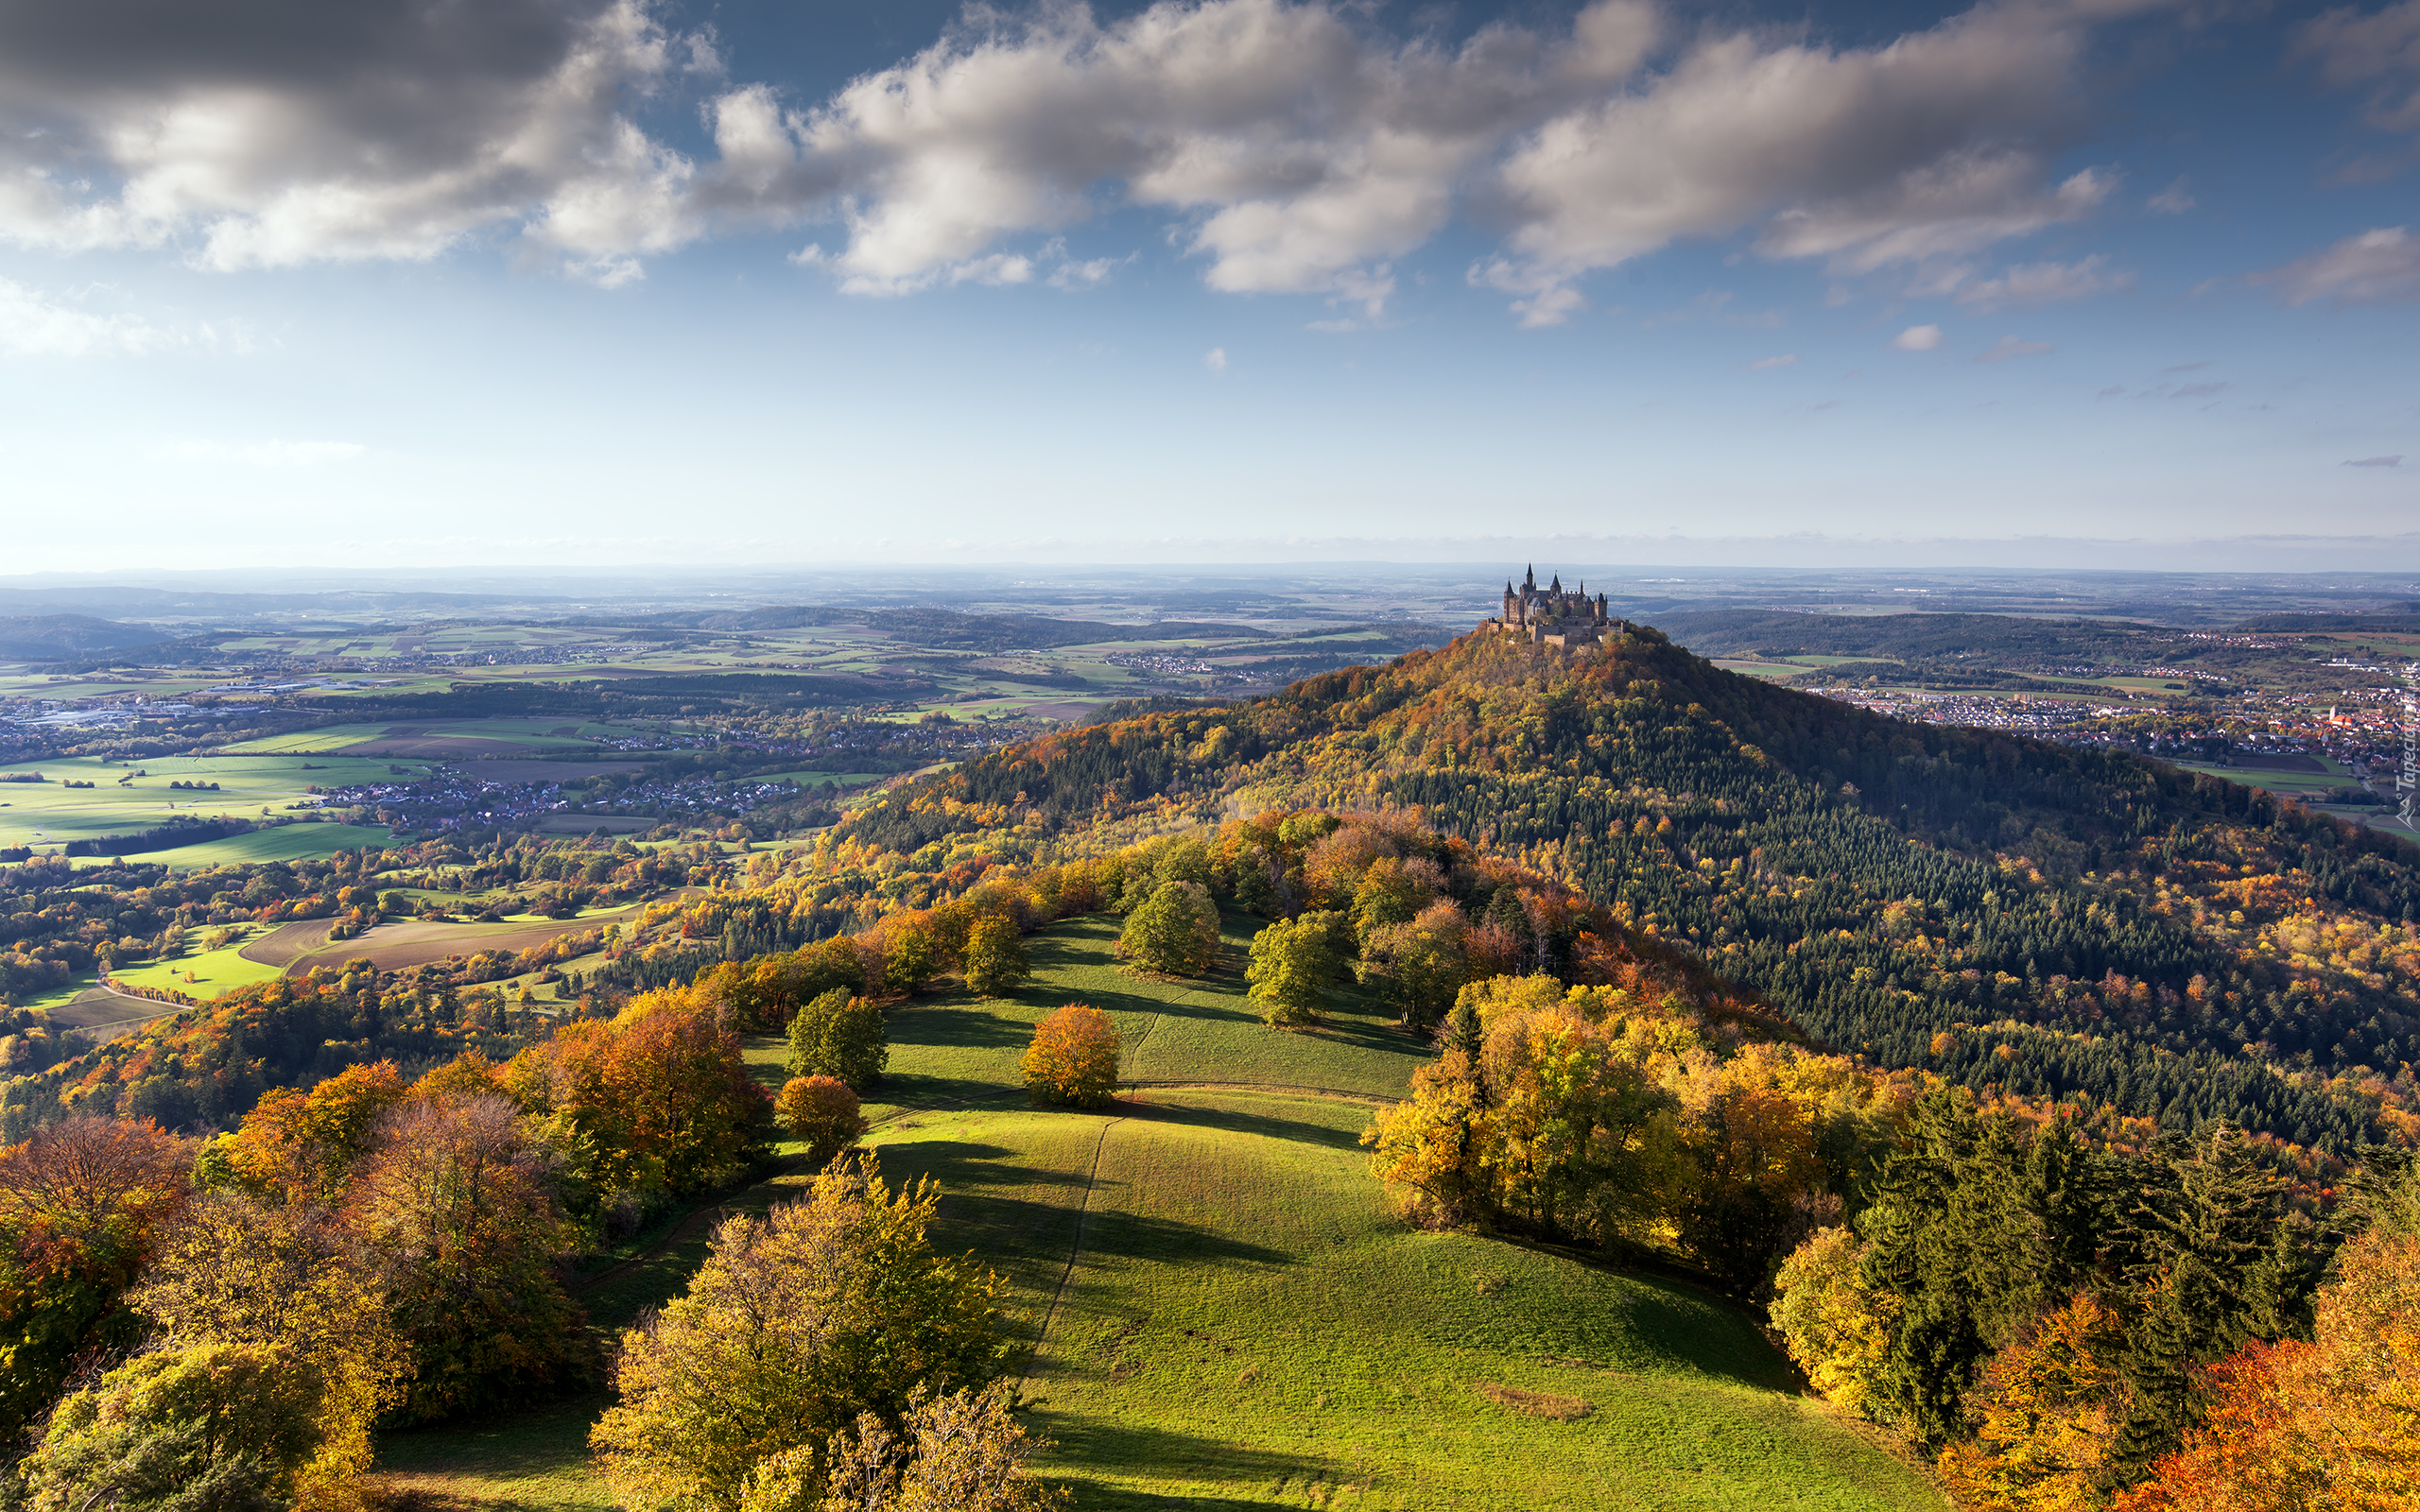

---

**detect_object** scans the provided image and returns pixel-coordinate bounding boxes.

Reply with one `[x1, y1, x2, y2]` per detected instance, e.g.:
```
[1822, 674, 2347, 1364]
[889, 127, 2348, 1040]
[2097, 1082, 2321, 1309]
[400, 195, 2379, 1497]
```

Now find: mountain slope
[845, 626, 2420, 1153]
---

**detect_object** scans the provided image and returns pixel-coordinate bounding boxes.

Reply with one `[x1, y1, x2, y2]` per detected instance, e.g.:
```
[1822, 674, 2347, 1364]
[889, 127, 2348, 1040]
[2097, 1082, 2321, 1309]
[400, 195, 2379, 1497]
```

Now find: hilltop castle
[1480, 566, 1627, 648]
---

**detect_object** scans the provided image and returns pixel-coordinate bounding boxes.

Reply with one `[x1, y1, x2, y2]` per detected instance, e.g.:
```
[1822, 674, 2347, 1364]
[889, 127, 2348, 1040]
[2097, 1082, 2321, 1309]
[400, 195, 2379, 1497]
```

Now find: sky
[0, 0, 2415, 572]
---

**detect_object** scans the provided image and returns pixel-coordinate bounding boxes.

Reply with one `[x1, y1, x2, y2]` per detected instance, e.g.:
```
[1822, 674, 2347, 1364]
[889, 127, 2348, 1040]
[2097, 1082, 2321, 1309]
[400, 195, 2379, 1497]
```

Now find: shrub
[962, 919, 1030, 999]
[786, 988, 888, 1090]
[776, 1076, 867, 1168]
[1022, 1005, 1120, 1108]
[19, 1343, 321, 1512]
[1116, 881, 1219, 977]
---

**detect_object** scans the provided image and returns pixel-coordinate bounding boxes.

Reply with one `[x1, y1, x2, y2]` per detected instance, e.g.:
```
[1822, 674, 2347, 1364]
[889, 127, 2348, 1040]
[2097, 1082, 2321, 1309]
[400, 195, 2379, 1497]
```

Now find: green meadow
[0, 754, 414, 850]
[109, 923, 286, 1000]
[372, 911, 1947, 1512]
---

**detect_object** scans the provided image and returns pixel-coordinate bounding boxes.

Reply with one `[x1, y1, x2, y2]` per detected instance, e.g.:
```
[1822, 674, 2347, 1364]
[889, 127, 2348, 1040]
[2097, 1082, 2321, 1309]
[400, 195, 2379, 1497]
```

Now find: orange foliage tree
[0, 1117, 191, 1437]
[507, 1002, 774, 1212]
[1022, 1006, 1120, 1108]
[2113, 1227, 2420, 1511]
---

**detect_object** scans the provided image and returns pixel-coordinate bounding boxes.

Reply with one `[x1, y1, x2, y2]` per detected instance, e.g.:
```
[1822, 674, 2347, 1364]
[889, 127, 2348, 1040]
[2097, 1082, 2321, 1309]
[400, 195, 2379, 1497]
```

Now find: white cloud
[1204, 346, 1228, 371]
[2343, 455, 2403, 467]
[2148, 179, 2195, 214]
[1749, 353, 1798, 369]
[0, 0, 705, 274]
[1047, 256, 1125, 290]
[1978, 335, 2053, 361]
[0, 280, 182, 356]
[1951, 253, 2129, 309]
[1893, 324, 1944, 351]
[2301, 1, 2420, 136]
[0, 0, 2140, 318]
[1484, 5, 2112, 315]
[167, 439, 367, 467]
[2255, 226, 2420, 304]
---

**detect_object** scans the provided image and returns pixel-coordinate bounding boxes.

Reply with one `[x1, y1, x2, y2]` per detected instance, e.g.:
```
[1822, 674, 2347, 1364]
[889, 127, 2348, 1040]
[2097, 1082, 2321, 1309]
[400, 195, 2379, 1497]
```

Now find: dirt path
[1020, 1110, 1127, 1384]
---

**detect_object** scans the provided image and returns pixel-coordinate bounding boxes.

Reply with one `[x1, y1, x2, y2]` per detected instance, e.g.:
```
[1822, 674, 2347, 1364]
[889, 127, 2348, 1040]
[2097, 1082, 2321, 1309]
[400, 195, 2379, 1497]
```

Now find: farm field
[373, 912, 1945, 1512]
[114, 822, 398, 869]
[0, 754, 414, 850]
[220, 718, 633, 757]
[261, 903, 645, 975]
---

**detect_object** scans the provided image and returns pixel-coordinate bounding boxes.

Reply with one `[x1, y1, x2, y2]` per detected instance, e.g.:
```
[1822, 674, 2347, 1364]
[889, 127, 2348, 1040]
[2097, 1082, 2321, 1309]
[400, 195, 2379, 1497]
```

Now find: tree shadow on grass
[1117, 1094, 1370, 1153]
[1031, 1416, 1338, 1512]
[889, 1001, 1033, 1050]
[1071, 1202, 1289, 1269]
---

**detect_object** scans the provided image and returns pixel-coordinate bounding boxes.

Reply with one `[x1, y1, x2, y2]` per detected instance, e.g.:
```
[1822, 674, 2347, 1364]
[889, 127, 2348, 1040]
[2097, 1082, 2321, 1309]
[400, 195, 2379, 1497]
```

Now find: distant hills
[0, 614, 179, 662]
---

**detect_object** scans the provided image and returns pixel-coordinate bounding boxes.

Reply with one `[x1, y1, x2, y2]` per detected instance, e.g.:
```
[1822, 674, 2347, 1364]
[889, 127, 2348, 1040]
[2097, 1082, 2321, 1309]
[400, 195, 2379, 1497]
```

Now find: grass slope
[123, 822, 396, 869]
[373, 913, 1946, 1512]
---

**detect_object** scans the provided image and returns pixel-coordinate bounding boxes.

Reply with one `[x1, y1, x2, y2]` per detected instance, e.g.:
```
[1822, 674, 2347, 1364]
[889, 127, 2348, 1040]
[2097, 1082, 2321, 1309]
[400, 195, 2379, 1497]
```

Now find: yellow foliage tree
[1769, 1226, 1898, 1415]
[131, 1194, 407, 1510]
[1936, 1293, 2133, 1511]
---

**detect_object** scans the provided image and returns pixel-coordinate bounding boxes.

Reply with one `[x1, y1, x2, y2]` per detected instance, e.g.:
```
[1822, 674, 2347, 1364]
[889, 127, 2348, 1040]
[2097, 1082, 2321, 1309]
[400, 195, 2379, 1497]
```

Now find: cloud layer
[0, 0, 2147, 314]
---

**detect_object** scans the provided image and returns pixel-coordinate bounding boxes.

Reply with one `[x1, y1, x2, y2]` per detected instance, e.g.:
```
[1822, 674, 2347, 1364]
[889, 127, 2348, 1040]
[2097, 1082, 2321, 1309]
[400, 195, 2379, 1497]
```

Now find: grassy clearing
[879, 1095, 1948, 1511]
[372, 914, 1945, 1511]
[111, 924, 285, 1000]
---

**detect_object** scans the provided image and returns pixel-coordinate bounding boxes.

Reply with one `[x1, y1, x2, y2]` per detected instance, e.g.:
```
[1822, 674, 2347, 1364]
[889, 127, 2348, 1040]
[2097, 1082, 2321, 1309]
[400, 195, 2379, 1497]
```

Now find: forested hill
[845, 624, 2420, 1155]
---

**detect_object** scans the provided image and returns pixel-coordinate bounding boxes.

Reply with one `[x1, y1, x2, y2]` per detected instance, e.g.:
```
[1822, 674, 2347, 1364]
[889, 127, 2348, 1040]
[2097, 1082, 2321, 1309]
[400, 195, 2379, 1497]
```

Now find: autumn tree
[962, 918, 1030, 998]
[2111, 1202, 2420, 1508]
[591, 1156, 1011, 1511]
[131, 1193, 407, 1507]
[1674, 1083, 1826, 1291]
[220, 1060, 409, 1204]
[347, 1091, 587, 1421]
[786, 988, 889, 1090]
[0, 1117, 191, 1440]
[507, 1003, 774, 1212]
[1021, 1005, 1120, 1109]
[776, 1076, 866, 1168]
[1245, 911, 1342, 1026]
[1357, 902, 1472, 1029]
[1935, 1293, 2133, 1509]
[1770, 1227, 1898, 1417]
[1116, 881, 1219, 976]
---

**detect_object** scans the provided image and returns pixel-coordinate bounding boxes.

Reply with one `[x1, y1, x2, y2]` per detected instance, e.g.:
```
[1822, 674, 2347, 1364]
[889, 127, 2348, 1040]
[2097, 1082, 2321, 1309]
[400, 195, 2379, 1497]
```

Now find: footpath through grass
[374, 912, 1948, 1512]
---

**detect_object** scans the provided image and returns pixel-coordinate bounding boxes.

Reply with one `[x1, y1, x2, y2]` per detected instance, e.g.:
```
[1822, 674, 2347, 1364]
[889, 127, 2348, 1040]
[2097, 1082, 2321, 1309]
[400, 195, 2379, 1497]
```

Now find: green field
[109, 923, 285, 1000]
[373, 912, 1945, 1510]
[0, 755, 415, 850]
[220, 718, 631, 755]
[112, 822, 398, 869]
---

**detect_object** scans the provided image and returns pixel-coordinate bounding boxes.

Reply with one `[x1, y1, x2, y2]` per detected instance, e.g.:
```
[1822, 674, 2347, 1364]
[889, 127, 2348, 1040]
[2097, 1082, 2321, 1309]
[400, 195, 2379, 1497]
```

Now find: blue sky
[0, 0, 2414, 572]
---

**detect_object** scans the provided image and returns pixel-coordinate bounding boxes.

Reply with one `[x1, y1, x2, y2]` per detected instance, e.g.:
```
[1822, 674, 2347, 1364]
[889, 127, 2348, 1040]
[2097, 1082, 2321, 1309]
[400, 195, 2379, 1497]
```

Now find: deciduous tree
[132, 1194, 407, 1507]
[0, 1116, 191, 1440]
[347, 1091, 586, 1421]
[1117, 881, 1219, 977]
[591, 1156, 1011, 1511]
[1245, 911, 1342, 1026]
[776, 1076, 866, 1168]
[19, 1342, 320, 1512]
[786, 988, 889, 1090]
[1021, 1005, 1120, 1109]
[962, 919, 1030, 999]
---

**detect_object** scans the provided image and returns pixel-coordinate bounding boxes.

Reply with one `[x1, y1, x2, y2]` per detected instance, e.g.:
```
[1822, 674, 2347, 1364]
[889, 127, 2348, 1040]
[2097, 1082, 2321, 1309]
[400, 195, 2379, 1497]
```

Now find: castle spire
[1525, 563, 1535, 591]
